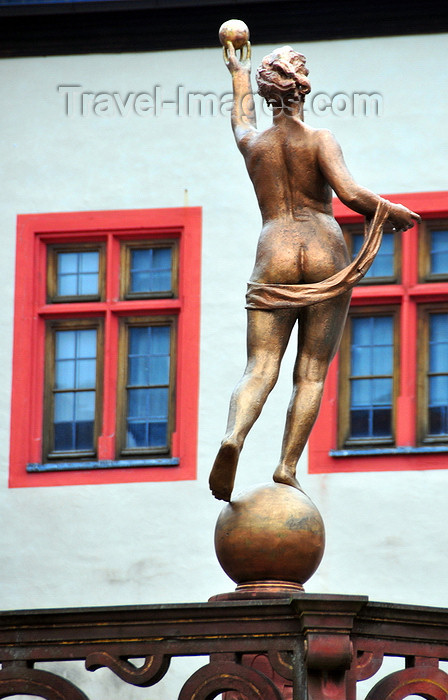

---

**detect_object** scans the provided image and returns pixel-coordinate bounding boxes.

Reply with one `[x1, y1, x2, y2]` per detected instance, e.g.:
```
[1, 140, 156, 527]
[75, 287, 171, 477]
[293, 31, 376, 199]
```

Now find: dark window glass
[53, 329, 97, 451]
[349, 316, 394, 440]
[126, 325, 171, 449]
[57, 251, 99, 297]
[428, 312, 448, 435]
[353, 231, 394, 279]
[430, 229, 448, 276]
[130, 247, 172, 294]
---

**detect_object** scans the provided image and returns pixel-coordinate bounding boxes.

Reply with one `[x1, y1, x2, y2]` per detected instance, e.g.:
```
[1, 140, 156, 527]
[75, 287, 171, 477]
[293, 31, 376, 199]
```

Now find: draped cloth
[245, 200, 391, 310]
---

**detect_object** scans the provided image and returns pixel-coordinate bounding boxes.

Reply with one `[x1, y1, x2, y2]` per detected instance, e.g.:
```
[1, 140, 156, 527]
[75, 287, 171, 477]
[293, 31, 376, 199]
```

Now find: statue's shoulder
[237, 125, 271, 153]
[313, 127, 337, 142]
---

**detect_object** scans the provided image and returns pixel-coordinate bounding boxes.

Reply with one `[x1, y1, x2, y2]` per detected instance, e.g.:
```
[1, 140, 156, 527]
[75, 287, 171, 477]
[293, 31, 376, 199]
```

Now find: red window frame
[9, 207, 201, 488]
[309, 191, 448, 474]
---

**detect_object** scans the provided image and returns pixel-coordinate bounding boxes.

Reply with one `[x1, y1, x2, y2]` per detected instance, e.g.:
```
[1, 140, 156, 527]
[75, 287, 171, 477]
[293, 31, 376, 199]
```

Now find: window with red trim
[309, 192, 448, 474]
[9, 207, 201, 487]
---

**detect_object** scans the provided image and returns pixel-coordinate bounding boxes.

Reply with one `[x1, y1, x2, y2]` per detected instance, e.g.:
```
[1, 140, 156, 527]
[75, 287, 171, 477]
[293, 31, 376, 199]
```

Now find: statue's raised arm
[219, 21, 257, 148]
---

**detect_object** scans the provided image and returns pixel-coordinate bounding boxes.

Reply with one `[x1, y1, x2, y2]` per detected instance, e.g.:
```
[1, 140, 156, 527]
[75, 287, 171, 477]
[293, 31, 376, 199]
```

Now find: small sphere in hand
[219, 19, 250, 50]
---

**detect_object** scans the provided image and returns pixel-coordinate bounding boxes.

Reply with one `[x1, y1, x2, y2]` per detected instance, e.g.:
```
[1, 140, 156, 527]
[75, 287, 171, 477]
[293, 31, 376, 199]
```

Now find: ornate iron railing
[0, 594, 447, 699]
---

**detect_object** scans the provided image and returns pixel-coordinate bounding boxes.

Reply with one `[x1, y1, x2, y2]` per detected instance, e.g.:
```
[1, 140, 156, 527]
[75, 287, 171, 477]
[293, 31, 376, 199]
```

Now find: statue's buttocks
[251, 211, 349, 285]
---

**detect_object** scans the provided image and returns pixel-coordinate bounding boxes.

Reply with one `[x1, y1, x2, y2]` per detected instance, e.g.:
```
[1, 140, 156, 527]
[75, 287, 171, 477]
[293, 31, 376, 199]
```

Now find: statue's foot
[273, 464, 303, 492]
[209, 441, 240, 502]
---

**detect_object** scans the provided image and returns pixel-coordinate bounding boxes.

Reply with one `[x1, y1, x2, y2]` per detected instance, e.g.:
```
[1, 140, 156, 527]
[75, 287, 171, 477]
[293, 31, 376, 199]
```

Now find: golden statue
[209, 26, 420, 502]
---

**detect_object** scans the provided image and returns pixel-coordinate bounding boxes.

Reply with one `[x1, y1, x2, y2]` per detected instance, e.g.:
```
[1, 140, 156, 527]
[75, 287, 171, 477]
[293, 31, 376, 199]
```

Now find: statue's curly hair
[256, 47, 311, 104]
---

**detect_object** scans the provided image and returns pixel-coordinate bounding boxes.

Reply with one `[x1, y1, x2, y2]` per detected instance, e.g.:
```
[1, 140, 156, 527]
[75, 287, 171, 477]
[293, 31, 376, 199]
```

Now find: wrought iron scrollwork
[0, 667, 90, 700]
[365, 666, 448, 700]
[352, 650, 384, 681]
[85, 651, 170, 687]
[267, 650, 294, 680]
[178, 660, 284, 700]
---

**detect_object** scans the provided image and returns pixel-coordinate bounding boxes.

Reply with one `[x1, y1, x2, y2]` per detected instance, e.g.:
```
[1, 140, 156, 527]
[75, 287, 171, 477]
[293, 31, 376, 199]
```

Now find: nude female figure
[209, 42, 419, 502]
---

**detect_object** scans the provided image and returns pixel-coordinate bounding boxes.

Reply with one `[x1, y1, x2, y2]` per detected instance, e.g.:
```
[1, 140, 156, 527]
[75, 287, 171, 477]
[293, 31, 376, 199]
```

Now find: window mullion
[396, 294, 417, 448]
[393, 221, 417, 447]
[97, 308, 118, 460]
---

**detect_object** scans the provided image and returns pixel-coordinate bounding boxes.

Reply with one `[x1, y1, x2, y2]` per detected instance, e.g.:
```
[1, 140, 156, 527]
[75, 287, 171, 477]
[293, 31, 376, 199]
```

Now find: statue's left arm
[317, 129, 420, 230]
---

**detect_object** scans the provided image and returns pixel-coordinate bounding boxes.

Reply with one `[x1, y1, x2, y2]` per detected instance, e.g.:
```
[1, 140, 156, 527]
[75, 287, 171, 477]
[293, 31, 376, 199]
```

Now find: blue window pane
[427, 314, 448, 436]
[352, 316, 393, 348]
[372, 408, 392, 436]
[152, 247, 172, 268]
[79, 251, 99, 272]
[77, 328, 97, 357]
[130, 247, 172, 293]
[53, 392, 95, 452]
[54, 422, 74, 451]
[429, 407, 448, 435]
[350, 409, 370, 438]
[372, 378, 392, 405]
[58, 274, 78, 296]
[430, 230, 448, 274]
[127, 421, 147, 447]
[55, 329, 97, 390]
[373, 316, 393, 341]
[429, 376, 448, 406]
[126, 325, 171, 449]
[53, 393, 76, 452]
[55, 359, 75, 390]
[351, 379, 371, 407]
[351, 346, 371, 375]
[58, 252, 77, 274]
[352, 317, 372, 346]
[53, 329, 97, 453]
[148, 387, 169, 418]
[131, 249, 151, 270]
[129, 356, 149, 385]
[351, 317, 393, 377]
[75, 391, 95, 421]
[149, 356, 170, 385]
[151, 270, 171, 290]
[372, 345, 393, 374]
[57, 251, 99, 297]
[430, 313, 448, 343]
[129, 326, 149, 355]
[353, 231, 394, 278]
[126, 420, 168, 448]
[430, 342, 448, 373]
[76, 359, 96, 389]
[128, 388, 149, 418]
[148, 421, 168, 446]
[79, 274, 98, 296]
[75, 421, 94, 450]
[349, 315, 394, 441]
[131, 272, 152, 292]
[54, 392, 74, 422]
[56, 330, 76, 359]
[151, 325, 170, 354]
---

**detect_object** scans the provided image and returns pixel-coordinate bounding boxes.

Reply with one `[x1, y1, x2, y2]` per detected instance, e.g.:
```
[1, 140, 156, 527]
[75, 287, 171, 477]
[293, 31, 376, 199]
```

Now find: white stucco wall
[0, 32, 447, 698]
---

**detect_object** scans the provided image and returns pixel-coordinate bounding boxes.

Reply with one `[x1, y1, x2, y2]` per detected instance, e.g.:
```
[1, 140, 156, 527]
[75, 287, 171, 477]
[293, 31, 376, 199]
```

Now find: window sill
[330, 445, 448, 458]
[27, 458, 180, 473]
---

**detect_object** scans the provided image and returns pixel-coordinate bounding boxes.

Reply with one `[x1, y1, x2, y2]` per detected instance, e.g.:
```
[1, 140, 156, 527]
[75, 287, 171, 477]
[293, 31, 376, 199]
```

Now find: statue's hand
[223, 40, 251, 75]
[388, 203, 421, 232]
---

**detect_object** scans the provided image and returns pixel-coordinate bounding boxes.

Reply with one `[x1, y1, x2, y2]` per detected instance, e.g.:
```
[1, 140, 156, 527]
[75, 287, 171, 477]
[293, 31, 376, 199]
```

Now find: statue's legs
[273, 291, 351, 489]
[209, 308, 298, 501]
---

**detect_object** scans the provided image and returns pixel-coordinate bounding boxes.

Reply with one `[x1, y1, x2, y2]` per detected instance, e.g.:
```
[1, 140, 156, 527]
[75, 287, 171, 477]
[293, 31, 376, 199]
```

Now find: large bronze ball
[215, 483, 325, 589]
[218, 19, 250, 49]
